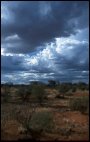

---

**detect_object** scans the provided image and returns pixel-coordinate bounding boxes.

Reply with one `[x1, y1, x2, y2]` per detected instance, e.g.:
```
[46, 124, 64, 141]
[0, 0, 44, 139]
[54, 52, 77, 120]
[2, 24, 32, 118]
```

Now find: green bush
[69, 96, 89, 114]
[58, 84, 71, 98]
[31, 85, 45, 105]
[16, 87, 31, 102]
[27, 111, 54, 132]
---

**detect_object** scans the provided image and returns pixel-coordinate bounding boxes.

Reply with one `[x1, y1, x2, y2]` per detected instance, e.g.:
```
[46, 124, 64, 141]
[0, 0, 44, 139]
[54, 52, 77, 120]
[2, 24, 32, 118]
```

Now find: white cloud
[1, 48, 5, 55]
[1, 28, 89, 83]
[21, 32, 88, 75]
[55, 35, 88, 60]
[5, 34, 21, 41]
[1, 2, 14, 24]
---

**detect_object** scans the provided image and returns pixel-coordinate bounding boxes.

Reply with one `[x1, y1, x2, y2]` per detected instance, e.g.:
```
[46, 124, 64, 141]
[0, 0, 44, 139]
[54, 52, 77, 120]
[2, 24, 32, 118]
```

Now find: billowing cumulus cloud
[1, 1, 89, 84]
[1, 1, 88, 53]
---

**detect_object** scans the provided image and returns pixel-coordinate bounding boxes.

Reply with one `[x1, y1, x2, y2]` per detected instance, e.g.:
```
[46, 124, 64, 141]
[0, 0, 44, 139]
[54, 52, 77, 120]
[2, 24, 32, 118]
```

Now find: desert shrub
[27, 111, 54, 133]
[77, 82, 88, 91]
[16, 87, 31, 102]
[65, 92, 73, 96]
[2, 94, 10, 103]
[14, 109, 33, 129]
[55, 94, 65, 99]
[58, 84, 71, 98]
[1, 88, 10, 103]
[69, 96, 89, 114]
[31, 85, 45, 105]
[72, 87, 76, 92]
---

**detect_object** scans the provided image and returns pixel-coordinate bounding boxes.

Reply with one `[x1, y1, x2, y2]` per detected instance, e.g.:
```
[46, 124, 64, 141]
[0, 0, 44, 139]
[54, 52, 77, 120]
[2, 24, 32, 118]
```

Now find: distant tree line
[1, 80, 89, 90]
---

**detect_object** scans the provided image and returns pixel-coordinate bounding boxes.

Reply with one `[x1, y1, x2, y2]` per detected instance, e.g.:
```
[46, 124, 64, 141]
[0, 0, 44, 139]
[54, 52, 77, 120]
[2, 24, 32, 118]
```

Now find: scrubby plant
[65, 92, 73, 96]
[55, 94, 64, 99]
[16, 87, 31, 102]
[15, 110, 54, 139]
[77, 82, 88, 91]
[72, 87, 76, 92]
[58, 84, 70, 98]
[31, 85, 45, 105]
[1, 87, 10, 103]
[27, 111, 54, 133]
[69, 96, 89, 114]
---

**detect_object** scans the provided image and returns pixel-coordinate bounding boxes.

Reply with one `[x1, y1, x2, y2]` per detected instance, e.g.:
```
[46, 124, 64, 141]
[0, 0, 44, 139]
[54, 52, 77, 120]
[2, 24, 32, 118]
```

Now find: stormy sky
[1, 1, 89, 84]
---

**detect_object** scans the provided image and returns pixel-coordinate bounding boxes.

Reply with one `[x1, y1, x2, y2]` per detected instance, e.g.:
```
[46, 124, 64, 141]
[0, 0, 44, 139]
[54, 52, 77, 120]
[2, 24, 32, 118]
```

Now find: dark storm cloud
[1, 1, 88, 53]
[1, 54, 53, 74]
[1, 1, 89, 84]
[1, 55, 28, 72]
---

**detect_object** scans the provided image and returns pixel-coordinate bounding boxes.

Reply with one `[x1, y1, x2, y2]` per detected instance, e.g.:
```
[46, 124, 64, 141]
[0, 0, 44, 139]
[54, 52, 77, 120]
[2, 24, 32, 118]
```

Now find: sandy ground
[1, 99, 89, 141]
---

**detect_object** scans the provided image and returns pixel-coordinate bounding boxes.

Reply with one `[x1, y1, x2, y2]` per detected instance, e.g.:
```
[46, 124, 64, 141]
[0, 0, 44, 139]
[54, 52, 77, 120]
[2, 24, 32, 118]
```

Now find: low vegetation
[28, 111, 54, 132]
[31, 85, 45, 105]
[16, 87, 31, 102]
[1, 87, 10, 103]
[69, 96, 89, 114]
[1, 81, 89, 141]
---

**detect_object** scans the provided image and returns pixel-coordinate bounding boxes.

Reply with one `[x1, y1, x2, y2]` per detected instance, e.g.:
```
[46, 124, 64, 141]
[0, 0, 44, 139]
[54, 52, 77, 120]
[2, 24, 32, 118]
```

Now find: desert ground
[1, 83, 89, 141]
